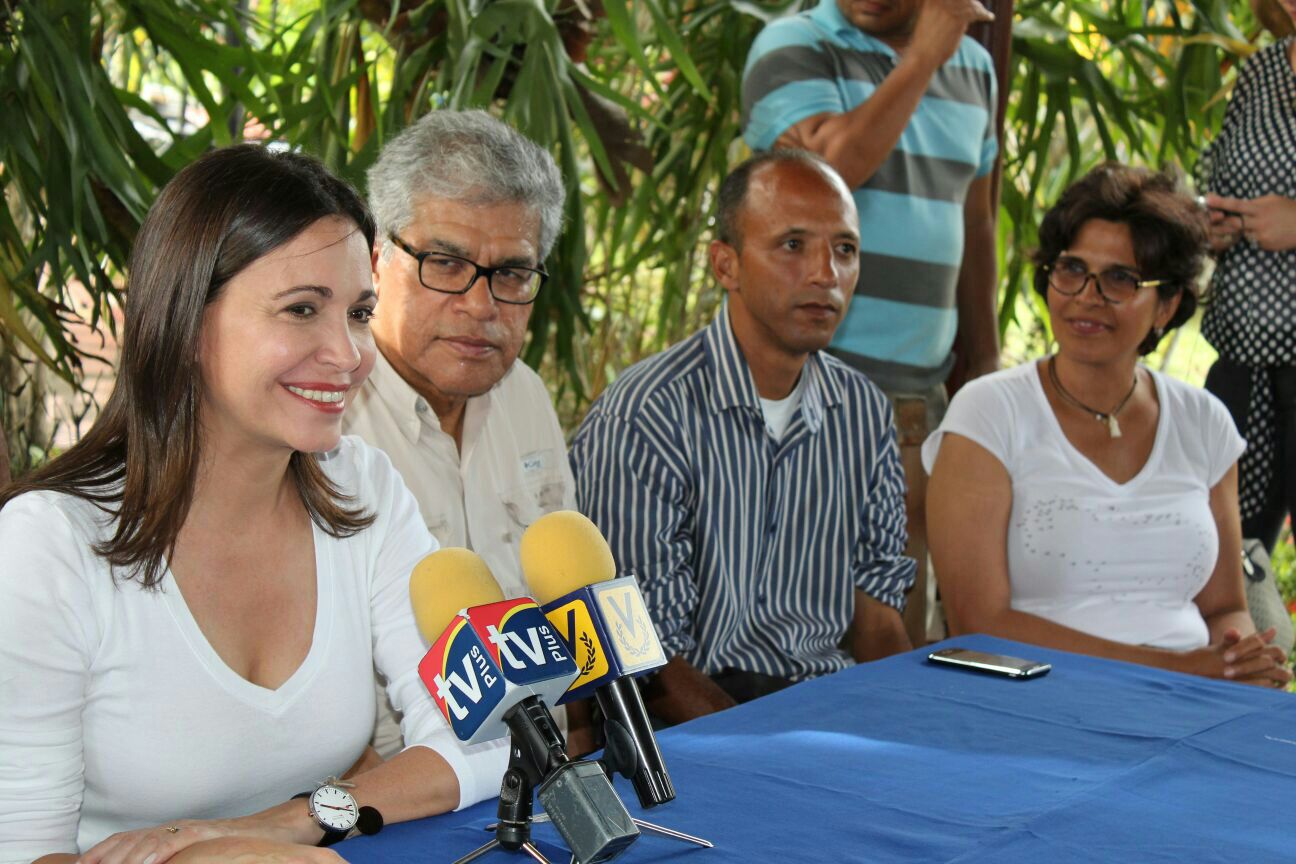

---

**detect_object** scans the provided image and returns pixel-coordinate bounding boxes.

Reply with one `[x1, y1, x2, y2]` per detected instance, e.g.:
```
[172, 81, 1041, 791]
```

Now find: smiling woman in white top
[0, 146, 506, 864]
[924, 164, 1291, 689]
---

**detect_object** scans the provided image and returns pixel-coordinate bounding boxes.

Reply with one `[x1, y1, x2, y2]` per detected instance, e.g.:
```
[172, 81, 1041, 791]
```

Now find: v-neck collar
[159, 520, 333, 715]
[1030, 359, 1168, 491]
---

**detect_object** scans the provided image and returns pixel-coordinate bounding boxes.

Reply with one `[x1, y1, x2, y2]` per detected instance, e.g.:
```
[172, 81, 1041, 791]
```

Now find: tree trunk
[0, 345, 52, 482]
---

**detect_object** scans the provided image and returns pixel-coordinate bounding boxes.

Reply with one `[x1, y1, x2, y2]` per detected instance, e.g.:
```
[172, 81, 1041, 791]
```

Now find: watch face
[310, 785, 359, 832]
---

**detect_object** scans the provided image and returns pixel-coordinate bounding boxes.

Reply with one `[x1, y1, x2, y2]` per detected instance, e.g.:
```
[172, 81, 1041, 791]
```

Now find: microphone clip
[452, 697, 640, 864]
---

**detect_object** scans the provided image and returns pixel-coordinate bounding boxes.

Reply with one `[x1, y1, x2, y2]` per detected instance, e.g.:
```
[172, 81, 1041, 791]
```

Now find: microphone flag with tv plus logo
[418, 598, 579, 745]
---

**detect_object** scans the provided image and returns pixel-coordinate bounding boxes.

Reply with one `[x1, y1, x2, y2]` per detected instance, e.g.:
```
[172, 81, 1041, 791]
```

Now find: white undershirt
[759, 373, 807, 441]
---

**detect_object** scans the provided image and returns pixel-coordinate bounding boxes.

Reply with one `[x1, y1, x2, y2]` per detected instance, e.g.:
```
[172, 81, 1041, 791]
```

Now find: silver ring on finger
[164, 826, 181, 834]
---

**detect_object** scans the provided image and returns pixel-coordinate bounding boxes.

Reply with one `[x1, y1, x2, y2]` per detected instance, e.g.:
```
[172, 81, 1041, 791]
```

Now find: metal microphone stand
[470, 701, 712, 863]
[596, 679, 712, 851]
[456, 698, 639, 864]
[596, 731, 712, 850]
[455, 758, 552, 864]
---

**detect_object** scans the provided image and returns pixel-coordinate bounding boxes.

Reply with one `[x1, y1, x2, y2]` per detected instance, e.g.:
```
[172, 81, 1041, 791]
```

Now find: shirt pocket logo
[502, 473, 567, 529]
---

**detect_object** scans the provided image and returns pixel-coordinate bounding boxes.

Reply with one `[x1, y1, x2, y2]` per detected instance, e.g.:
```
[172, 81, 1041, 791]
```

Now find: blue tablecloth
[341, 635, 1295, 863]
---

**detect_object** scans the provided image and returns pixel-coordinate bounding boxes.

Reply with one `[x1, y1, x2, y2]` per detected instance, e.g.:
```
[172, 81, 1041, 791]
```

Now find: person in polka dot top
[1198, 0, 1296, 555]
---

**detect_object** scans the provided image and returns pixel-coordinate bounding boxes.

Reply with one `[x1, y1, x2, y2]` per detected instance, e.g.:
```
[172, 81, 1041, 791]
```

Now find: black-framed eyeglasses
[1044, 254, 1170, 305]
[389, 233, 547, 305]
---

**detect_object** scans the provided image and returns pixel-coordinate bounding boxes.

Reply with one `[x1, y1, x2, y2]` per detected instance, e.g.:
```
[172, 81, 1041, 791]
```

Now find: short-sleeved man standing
[570, 153, 916, 725]
[743, 0, 1001, 639]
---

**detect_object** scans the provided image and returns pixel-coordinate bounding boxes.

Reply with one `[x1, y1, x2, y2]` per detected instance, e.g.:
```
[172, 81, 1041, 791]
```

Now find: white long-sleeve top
[0, 437, 507, 862]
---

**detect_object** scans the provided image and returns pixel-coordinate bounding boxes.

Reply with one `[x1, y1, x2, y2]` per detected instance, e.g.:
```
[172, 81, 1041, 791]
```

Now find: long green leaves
[0, 0, 1277, 464]
[1000, 0, 1265, 349]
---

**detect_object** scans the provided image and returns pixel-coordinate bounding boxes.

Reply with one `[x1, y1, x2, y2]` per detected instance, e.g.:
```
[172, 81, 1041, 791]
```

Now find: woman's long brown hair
[0, 145, 377, 586]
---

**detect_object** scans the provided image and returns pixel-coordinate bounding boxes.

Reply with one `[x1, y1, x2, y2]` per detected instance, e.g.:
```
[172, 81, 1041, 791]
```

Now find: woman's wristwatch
[294, 779, 384, 846]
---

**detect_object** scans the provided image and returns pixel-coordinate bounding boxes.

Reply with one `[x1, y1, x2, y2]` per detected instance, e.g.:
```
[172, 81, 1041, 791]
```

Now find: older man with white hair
[344, 110, 579, 757]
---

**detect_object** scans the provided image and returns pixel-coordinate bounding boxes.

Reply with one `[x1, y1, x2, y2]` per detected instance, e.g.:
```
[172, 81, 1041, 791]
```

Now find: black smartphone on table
[927, 647, 1052, 679]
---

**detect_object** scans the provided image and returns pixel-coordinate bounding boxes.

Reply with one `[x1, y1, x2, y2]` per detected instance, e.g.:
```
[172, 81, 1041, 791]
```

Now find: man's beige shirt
[343, 350, 576, 755]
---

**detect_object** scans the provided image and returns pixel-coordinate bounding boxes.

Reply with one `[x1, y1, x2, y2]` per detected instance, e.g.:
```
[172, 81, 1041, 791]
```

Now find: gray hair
[367, 110, 565, 260]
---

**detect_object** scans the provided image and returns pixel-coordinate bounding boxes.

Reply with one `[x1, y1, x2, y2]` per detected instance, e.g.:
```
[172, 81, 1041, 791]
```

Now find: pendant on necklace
[1106, 414, 1122, 438]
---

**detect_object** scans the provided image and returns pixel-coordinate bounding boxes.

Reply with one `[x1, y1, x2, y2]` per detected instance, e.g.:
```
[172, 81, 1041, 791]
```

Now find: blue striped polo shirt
[569, 308, 915, 682]
[742, 0, 998, 390]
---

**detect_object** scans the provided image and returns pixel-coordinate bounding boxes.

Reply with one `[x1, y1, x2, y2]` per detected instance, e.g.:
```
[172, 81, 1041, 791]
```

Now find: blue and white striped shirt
[742, 0, 998, 390]
[570, 309, 915, 682]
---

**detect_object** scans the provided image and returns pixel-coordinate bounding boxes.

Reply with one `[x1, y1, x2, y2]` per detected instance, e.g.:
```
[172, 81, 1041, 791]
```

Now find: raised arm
[951, 174, 1000, 386]
[762, 0, 992, 188]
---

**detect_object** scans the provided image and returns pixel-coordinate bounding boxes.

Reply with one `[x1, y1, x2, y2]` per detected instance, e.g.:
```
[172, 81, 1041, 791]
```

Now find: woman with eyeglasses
[923, 164, 1291, 687]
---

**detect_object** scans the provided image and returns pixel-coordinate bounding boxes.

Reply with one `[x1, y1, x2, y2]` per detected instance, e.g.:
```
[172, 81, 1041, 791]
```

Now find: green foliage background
[1, 0, 1278, 452]
[1, 0, 1293, 651]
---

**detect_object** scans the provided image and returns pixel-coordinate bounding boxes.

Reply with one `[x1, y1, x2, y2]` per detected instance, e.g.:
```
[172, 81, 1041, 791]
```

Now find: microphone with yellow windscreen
[521, 511, 677, 809]
[521, 510, 618, 604]
[408, 545, 641, 863]
[409, 546, 505, 645]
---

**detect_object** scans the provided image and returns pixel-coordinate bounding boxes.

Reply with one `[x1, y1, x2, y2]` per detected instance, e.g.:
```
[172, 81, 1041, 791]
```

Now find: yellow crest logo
[595, 584, 665, 669]
[545, 600, 608, 686]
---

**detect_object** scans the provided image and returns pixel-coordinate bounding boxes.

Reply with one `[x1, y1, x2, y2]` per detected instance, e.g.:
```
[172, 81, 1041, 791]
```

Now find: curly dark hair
[1032, 163, 1209, 355]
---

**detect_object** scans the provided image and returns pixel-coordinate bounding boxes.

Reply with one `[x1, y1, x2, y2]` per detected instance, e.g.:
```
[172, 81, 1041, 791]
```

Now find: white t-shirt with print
[922, 361, 1245, 650]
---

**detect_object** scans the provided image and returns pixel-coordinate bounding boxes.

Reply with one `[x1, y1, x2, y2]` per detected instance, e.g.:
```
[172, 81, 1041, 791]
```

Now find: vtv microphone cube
[419, 614, 511, 745]
[543, 577, 666, 703]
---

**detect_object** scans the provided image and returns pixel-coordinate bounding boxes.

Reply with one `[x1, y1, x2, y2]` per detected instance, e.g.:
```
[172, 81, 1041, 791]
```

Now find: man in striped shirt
[742, 0, 1002, 643]
[570, 152, 916, 725]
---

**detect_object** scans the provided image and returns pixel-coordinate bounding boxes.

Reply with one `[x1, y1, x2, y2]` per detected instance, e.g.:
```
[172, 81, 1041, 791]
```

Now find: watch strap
[356, 805, 384, 836]
[293, 790, 353, 847]
[316, 827, 351, 848]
